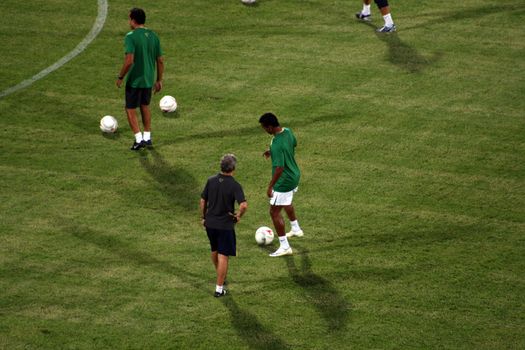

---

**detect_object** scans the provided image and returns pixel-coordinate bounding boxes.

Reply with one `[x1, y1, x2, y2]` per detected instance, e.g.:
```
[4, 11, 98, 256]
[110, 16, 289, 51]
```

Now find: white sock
[134, 132, 143, 143]
[362, 4, 371, 15]
[279, 236, 290, 250]
[290, 220, 301, 232]
[383, 13, 394, 27]
[143, 131, 151, 141]
[216, 285, 223, 293]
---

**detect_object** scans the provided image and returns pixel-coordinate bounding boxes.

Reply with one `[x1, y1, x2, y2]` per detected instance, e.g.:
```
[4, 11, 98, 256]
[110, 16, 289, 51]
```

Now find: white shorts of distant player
[270, 187, 298, 206]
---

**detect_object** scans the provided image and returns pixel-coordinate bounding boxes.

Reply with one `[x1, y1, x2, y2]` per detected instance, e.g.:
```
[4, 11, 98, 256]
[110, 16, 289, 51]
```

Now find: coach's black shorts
[125, 85, 152, 109]
[206, 228, 236, 256]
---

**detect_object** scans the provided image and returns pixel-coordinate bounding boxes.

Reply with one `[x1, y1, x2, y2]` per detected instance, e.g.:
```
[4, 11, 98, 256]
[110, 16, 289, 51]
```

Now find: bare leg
[126, 108, 141, 134]
[216, 254, 229, 286]
[139, 104, 151, 132]
[283, 205, 297, 222]
[270, 205, 286, 237]
[211, 251, 218, 271]
[379, 5, 390, 16]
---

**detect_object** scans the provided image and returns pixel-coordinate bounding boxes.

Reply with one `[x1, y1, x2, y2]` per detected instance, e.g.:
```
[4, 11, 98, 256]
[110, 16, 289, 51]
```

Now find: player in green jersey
[116, 8, 164, 150]
[259, 113, 304, 257]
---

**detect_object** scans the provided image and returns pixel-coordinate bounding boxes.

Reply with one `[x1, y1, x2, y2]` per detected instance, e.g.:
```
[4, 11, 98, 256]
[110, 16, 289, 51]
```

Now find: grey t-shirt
[201, 174, 246, 230]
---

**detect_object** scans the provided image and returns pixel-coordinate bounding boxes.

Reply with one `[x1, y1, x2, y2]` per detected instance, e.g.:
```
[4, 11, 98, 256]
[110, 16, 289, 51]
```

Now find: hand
[263, 150, 270, 159]
[201, 218, 206, 228]
[154, 81, 163, 93]
[267, 186, 273, 198]
[116, 78, 123, 88]
[229, 212, 240, 224]
[235, 213, 242, 223]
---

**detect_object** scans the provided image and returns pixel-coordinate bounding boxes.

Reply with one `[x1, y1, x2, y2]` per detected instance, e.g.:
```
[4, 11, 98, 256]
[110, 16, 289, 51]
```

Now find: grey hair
[220, 154, 237, 173]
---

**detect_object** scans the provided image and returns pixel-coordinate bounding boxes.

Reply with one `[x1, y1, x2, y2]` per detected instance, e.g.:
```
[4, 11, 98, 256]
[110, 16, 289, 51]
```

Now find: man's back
[202, 174, 245, 230]
[125, 28, 162, 88]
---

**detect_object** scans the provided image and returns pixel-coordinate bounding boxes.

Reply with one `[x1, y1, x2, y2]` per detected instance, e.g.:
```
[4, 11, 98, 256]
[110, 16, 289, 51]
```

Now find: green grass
[1, 0, 524, 349]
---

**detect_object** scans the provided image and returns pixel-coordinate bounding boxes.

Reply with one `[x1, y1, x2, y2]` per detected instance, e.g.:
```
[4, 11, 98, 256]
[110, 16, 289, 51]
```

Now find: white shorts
[270, 187, 298, 206]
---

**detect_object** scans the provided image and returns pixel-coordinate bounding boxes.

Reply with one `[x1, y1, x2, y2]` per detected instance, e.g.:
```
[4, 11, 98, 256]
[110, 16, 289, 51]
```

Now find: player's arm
[199, 198, 207, 227]
[234, 201, 248, 223]
[154, 56, 164, 93]
[267, 167, 284, 198]
[116, 53, 134, 88]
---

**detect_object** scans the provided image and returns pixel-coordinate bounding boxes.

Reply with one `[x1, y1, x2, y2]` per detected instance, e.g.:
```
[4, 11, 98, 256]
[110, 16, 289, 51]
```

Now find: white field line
[0, 0, 108, 99]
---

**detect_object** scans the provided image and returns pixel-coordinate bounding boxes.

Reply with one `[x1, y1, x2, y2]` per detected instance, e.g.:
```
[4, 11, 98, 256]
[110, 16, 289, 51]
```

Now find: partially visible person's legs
[375, 0, 396, 32]
[356, 0, 372, 21]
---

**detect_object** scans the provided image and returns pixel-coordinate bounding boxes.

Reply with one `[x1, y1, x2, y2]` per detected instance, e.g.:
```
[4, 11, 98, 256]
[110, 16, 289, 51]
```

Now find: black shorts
[125, 85, 152, 109]
[375, 0, 389, 8]
[206, 228, 236, 256]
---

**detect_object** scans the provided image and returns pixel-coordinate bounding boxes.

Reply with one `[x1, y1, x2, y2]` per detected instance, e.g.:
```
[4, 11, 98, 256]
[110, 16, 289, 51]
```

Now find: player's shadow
[62, 220, 207, 291]
[139, 148, 200, 211]
[402, 3, 525, 31]
[64, 219, 290, 350]
[285, 248, 350, 333]
[357, 21, 440, 73]
[376, 32, 442, 74]
[220, 297, 291, 350]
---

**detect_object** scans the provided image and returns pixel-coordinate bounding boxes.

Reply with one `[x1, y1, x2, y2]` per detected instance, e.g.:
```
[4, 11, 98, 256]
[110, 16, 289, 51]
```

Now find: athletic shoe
[130, 141, 145, 151]
[286, 229, 304, 238]
[143, 139, 153, 147]
[355, 12, 371, 21]
[269, 247, 293, 257]
[376, 24, 396, 33]
[214, 290, 227, 298]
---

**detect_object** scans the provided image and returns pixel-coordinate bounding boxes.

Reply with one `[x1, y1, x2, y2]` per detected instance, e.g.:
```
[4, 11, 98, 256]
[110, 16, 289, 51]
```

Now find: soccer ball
[255, 226, 274, 245]
[99, 115, 118, 133]
[241, 0, 256, 4]
[159, 95, 177, 113]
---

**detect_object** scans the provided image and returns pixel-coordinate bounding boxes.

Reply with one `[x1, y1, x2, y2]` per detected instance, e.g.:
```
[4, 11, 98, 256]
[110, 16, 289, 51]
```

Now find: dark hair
[220, 154, 237, 173]
[129, 8, 146, 25]
[259, 112, 280, 127]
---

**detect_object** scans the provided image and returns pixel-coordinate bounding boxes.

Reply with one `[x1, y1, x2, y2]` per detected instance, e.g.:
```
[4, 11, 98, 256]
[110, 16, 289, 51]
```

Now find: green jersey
[124, 28, 163, 88]
[270, 128, 301, 192]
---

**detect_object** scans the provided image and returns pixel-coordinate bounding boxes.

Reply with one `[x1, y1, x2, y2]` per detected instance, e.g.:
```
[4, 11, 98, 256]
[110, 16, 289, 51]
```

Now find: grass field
[1, 0, 524, 349]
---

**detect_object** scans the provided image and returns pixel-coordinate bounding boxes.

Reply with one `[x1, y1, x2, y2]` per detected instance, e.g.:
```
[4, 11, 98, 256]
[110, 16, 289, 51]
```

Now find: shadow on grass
[64, 221, 206, 292]
[64, 221, 290, 349]
[359, 21, 440, 73]
[220, 296, 291, 350]
[285, 248, 350, 333]
[376, 32, 442, 74]
[101, 131, 121, 141]
[402, 3, 525, 31]
[359, 3, 525, 73]
[161, 112, 349, 145]
[139, 148, 200, 211]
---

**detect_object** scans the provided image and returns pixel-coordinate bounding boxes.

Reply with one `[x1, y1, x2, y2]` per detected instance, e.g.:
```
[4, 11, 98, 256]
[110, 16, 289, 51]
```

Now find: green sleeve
[124, 34, 134, 54]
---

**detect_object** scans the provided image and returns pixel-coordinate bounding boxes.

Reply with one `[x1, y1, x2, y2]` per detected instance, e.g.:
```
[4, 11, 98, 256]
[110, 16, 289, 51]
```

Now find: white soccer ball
[159, 95, 177, 113]
[255, 226, 274, 245]
[99, 115, 118, 133]
[242, 0, 256, 4]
